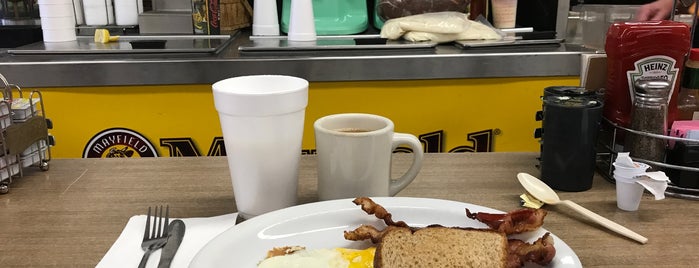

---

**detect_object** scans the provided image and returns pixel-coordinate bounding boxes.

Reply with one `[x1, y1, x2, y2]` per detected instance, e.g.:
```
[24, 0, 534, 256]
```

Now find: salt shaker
[624, 79, 670, 169]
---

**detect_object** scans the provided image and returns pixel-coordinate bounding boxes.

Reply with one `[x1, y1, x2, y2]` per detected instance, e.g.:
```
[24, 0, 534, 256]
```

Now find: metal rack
[0, 73, 53, 194]
[596, 118, 699, 200]
[593, 5, 699, 200]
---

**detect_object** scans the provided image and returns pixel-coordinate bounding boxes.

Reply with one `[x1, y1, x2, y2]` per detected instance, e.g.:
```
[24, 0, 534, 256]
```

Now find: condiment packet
[669, 120, 699, 149]
[519, 192, 544, 209]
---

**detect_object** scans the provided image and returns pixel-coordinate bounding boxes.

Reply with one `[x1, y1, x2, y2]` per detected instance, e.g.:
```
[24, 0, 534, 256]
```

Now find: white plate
[190, 197, 582, 267]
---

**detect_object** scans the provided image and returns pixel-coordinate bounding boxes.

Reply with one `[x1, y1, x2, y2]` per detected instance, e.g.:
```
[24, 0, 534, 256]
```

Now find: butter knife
[157, 219, 186, 268]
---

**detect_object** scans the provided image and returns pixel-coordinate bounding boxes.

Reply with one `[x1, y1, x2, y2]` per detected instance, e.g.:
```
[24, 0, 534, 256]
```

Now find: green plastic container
[373, 0, 385, 30]
[281, 0, 368, 35]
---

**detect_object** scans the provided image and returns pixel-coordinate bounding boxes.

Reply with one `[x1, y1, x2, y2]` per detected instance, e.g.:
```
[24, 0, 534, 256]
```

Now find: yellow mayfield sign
[31, 77, 578, 158]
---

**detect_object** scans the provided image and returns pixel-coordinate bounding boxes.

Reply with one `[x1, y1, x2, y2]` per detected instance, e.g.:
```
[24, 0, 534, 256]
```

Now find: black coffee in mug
[336, 128, 370, 133]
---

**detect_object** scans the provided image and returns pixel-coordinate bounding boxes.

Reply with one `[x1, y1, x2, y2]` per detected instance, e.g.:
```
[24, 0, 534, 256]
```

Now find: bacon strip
[506, 232, 556, 268]
[465, 208, 547, 235]
[344, 225, 400, 243]
[353, 197, 409, 227]
[348, 197, 555, 267]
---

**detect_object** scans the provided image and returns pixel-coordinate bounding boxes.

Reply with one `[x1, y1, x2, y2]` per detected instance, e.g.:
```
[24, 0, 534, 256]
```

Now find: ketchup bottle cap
[690, 48, 699, 61]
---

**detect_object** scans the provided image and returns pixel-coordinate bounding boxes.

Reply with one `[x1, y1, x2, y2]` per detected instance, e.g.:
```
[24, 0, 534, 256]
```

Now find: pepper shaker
[624, 79, 670, 170]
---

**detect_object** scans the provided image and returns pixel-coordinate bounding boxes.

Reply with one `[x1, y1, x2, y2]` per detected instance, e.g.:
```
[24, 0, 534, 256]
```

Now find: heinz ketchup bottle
[604, 21, 691, 133]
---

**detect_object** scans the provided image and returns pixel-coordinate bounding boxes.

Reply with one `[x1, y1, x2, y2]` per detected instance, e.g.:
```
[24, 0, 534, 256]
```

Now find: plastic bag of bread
[380, 12, 503, 43]
[378, 0, 470, 21]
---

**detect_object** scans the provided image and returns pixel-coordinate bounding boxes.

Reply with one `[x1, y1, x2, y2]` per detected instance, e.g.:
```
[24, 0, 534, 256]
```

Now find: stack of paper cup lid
[38, 0, 77, 42]
[83, 0, 115, 26]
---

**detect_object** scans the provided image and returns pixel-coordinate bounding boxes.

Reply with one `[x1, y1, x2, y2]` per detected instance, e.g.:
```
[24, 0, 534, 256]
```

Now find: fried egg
[257, 247, 376, 268]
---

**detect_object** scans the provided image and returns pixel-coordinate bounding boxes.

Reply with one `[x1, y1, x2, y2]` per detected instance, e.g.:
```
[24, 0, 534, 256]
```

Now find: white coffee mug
[314, 113, 424, 200]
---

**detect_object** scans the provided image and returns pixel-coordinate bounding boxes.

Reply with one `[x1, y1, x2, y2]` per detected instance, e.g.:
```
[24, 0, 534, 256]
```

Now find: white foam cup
[287, 0, 317, 41]
[252, 0, 280, 35]
[613, 162, 650, 211]
[212, 75, 308, 219]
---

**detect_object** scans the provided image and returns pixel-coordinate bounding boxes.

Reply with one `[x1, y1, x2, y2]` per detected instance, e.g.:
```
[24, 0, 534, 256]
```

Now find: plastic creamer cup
[613, 162, 650, 211]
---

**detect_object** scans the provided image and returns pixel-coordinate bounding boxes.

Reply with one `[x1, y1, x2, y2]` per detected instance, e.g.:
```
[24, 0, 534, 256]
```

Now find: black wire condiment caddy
[0, 73, 54, 194]
[596, 117, 699, 200]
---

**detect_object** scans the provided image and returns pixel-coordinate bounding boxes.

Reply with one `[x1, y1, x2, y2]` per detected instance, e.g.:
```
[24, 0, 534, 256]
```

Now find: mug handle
[389, 133, 424, 196]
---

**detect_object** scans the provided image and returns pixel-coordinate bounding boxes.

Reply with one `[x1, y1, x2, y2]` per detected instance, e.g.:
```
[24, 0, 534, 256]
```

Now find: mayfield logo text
[83, 128, 159, 158]
[84, 128, 496, 158]
[158, 129, 497, 157]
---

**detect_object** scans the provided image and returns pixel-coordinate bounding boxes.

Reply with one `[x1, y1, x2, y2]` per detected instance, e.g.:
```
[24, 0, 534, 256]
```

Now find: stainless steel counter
[0, 31, 596, 87]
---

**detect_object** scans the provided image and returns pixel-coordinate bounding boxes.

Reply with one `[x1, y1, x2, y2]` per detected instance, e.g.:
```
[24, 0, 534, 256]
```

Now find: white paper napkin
[97, 213, 238, 268]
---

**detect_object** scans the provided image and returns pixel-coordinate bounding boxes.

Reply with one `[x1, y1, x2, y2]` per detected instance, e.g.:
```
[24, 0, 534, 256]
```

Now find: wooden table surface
[0, 152, 697, 267]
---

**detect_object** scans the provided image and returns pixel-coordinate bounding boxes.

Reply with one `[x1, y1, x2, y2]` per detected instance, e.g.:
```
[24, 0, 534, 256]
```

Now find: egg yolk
[335, 247, 376, 268]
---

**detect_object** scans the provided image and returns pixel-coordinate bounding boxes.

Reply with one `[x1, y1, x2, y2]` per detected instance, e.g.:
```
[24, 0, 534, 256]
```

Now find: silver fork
[138, 205, 169, 268]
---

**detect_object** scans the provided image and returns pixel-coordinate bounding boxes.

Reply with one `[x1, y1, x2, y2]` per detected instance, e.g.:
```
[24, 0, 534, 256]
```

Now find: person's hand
[635, 0, 676, 21]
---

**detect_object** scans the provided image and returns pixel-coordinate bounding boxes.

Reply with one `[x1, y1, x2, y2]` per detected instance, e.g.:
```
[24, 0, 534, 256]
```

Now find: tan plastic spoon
[517, 172, 648, 244]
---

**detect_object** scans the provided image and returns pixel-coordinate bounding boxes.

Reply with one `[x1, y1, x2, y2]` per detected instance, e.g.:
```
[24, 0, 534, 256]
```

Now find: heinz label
[626, 55, 679, 104]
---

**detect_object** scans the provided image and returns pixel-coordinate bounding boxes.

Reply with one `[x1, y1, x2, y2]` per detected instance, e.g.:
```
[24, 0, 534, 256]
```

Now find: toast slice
[374, 226, 508, 268]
